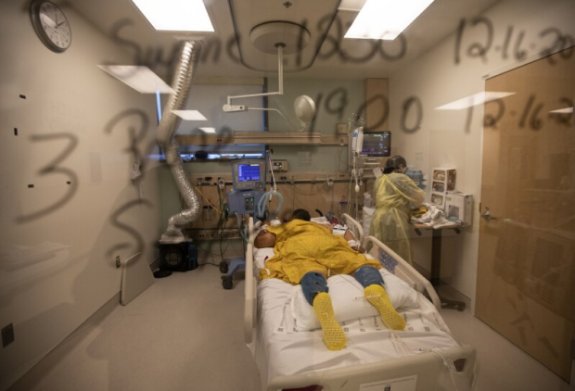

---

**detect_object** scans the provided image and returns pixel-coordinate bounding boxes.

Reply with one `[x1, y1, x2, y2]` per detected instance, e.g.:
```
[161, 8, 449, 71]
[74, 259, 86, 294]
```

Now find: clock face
[30, 1, 72, 53]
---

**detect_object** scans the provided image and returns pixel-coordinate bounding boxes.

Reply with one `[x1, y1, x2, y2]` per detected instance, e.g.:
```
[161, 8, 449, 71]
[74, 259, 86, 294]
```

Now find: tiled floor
[10, 266, 572, 391]
[436, 286, 572, 391]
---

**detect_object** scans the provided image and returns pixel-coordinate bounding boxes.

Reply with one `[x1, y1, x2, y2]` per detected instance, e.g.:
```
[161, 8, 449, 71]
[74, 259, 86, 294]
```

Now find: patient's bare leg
[364, 284, 406, 330]
[312, 292, 347, 350]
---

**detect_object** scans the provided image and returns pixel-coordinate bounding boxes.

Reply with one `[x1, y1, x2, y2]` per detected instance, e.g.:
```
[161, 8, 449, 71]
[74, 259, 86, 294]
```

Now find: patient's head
[291, 209, 311, 221]
[254, 230, 276, 248]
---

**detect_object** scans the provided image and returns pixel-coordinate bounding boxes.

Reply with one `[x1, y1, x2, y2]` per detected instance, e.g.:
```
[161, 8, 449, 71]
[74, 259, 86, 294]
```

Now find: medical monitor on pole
[232, 160, 265, 191]
[349, 130, 391, 167]
[361, 130, 391, 167]
[361, 131, 391, 157]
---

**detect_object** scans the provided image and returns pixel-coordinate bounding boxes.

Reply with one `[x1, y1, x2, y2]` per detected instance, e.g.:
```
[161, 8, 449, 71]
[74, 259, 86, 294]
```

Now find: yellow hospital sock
[364, 284, 406, 331]
[312, 292, 347, 350]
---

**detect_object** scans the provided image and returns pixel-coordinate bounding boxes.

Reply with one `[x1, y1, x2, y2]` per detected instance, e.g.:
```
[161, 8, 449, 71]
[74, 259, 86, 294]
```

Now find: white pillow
[291, 269, 418, 331]
[253, 247, 275, 271]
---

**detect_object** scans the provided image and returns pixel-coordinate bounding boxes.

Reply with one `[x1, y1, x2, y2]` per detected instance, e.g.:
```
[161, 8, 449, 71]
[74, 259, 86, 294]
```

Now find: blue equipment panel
[227, 190, 264, 215]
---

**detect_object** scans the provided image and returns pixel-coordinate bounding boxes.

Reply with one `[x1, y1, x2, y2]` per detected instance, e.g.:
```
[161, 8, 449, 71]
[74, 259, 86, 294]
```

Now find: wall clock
[29, 0, 72, 53]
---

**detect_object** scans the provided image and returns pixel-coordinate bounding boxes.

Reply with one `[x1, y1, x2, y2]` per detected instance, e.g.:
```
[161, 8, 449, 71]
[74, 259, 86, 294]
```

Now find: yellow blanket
[259, 219, 380, 284]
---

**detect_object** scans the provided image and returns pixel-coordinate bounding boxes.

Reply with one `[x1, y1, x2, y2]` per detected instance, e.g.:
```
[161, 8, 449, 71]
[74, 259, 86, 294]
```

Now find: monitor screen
[237, 163, 261, 182]
[232, 160, 265, 190]
[361, 131, 391, 157]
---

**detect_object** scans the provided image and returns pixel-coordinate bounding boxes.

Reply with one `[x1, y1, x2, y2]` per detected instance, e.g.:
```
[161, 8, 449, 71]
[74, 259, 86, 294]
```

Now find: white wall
[388, 0, 575, 302]
[158, 77, 362, 232]
[0, 1, 161, 389]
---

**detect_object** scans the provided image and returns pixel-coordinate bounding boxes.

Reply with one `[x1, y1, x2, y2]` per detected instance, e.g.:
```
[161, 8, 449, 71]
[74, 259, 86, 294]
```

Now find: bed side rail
[366, 235, 441, 309]
[341, 213, 364, 244]
[267, 344, 476, 391]
[244, 217, 257, 348]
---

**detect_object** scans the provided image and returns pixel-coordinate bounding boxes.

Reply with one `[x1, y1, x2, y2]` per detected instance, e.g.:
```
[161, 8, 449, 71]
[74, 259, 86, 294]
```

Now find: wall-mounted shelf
[175, 131, 347, 146]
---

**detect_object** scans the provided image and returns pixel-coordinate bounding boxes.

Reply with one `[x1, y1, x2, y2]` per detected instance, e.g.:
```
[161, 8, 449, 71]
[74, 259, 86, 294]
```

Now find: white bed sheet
[253, 248, 462, 385]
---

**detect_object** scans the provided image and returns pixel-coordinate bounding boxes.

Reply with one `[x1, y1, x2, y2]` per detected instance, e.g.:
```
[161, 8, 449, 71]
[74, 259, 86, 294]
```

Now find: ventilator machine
[227, 160, 266, 215]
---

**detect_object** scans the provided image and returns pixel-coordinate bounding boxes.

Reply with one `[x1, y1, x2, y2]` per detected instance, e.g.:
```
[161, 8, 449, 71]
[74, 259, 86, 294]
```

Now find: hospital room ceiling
[70, 0, 501, 80]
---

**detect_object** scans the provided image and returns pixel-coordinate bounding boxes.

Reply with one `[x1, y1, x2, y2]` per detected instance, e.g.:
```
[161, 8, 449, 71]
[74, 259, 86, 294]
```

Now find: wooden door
[476, 48, 575, 381]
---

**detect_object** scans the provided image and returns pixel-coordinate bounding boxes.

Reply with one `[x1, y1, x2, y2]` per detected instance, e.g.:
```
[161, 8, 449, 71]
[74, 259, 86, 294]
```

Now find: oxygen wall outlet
[271, 160, 288, 172]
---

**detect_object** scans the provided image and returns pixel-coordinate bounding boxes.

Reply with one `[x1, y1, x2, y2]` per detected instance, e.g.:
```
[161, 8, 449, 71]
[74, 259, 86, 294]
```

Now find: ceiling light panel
[98, 65, 173, 94]
[199, 127, 216, 134]
[130, 0, 214, 31]
[436, 91, 515, 110]
[172, 110, 208, 120]
[549, 107, 573, 114]
[338, 0, 366, 12]
[345, 0, 435, 40]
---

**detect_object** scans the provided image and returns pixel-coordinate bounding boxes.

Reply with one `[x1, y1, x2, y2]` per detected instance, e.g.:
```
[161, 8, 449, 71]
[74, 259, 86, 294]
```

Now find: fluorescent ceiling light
[131, 0, 214, 32]
[98, 65, 173, 94]
[345, 0, 435, 40]
[172, 110, 207, 121]
[436, 91, 515, 110]
[199, 127, 216, 134]
[549, 107, 573, 114]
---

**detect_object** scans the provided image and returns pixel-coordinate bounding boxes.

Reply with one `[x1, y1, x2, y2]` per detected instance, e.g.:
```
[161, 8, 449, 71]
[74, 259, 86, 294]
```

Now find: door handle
[479, 204, 498, 221]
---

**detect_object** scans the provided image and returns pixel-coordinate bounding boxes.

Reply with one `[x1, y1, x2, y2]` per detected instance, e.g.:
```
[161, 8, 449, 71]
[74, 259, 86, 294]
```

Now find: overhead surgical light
[344, 0, 435, 40]
[436, 91, 516, 110]
[293, 95, 316, 128]
[98, 65, 174, 94]
[130, 0, 214, 32]
[223, 21, 316, 130]
[222, 42, 285, 113]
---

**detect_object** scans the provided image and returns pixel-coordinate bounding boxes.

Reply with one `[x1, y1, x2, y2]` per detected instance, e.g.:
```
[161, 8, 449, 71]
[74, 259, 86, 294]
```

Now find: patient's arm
[344, 230, 365, 253]
[343, 230, 355, 241]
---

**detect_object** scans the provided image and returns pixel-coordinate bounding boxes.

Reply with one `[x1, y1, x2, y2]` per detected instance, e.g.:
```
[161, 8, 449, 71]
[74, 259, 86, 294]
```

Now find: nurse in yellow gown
[370, 155, 424, 265]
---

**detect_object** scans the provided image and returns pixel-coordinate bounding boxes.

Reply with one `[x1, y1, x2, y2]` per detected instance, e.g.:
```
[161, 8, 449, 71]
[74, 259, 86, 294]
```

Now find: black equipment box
[158, 241, 198, 271]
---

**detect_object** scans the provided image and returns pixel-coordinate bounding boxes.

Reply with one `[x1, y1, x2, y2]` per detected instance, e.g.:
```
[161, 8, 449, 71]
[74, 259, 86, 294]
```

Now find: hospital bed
[243, 216, 477, 391]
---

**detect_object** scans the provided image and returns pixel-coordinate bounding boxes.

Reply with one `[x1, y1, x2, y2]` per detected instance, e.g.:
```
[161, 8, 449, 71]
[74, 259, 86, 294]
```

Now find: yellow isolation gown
[259, 219, 380, 284]
[370, 173, 424, 265]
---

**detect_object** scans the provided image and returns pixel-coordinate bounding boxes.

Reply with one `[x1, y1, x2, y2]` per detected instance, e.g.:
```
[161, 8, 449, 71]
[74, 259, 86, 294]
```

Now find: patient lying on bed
[255, 209, 405, 351]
